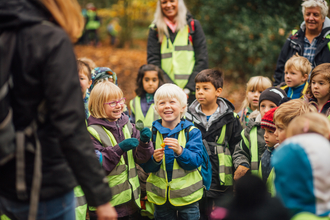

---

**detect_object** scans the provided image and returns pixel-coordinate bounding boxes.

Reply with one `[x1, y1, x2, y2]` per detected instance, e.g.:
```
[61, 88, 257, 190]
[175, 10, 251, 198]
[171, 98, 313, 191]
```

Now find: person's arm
[147, 26, 174, 84]
[176, 128, 203, 170]
[228, 117, 243, 155]
[42, 27, 111, 207]
[232, 134, 251, 169]
[185, 19, 208, 92]
[274, 39, 292, 86]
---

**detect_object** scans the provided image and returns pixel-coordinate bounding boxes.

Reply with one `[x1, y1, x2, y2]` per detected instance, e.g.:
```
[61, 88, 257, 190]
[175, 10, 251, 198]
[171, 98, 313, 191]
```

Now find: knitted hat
[259, 87, 286, 107]
[261, 107, 278, 131]
[90, 67, 117, 91]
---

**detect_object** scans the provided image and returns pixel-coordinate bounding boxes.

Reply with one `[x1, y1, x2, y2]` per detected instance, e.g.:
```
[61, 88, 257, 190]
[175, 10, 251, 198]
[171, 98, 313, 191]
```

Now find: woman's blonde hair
[287, 112, 330, 140]
[302, 0, 329, 19]
[273, 99, 317, 128]
[41, 0, 84, 42]
[241, 76, 272, 110]
[153, 0, 188, 42]
[154, 83, 187, 118]
[89, 81, 123, 119]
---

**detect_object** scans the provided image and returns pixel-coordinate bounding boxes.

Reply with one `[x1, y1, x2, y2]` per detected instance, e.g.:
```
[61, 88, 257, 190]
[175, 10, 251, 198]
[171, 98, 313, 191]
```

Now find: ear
[216, 87, 223, 97]
[88, 80, 92, 88]
[302, 74, 308, 82]
[181, 105, 187, 113]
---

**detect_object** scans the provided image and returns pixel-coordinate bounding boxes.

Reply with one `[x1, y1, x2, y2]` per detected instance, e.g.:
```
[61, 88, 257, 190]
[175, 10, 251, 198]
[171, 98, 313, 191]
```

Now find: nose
[274, 129, 278, 137]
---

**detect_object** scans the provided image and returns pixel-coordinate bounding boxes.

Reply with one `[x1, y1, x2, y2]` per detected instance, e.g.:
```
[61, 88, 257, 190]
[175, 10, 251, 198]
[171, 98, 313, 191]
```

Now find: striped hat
[261, 107, 278, 131]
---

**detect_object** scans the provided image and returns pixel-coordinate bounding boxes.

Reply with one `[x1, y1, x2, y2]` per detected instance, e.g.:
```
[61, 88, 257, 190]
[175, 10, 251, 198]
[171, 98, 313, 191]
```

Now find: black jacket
[186, 98, 242, 198]
[0, 0, 112, 206]
[274, 17, 330, 86]
[147, 13, 208, 92]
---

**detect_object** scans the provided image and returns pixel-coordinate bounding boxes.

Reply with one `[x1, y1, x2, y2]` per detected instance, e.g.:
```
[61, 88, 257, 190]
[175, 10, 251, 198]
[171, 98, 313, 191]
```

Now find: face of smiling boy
[156, 97, 184, 127]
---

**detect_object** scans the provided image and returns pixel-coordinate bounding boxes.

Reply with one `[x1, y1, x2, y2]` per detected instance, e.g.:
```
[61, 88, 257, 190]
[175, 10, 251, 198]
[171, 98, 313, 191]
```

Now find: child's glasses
[104, 98, 126, 108]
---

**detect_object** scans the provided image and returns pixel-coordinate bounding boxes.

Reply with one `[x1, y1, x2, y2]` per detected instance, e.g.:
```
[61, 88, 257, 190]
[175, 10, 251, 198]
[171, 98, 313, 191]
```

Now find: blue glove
[140, 127, 151, 143]
[95, 150, 103, 165]
[118, 138, 139, 152]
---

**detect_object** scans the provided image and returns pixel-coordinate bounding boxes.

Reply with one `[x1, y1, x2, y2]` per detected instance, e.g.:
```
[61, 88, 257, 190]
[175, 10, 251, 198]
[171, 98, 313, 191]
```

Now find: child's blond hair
[287, 113, 330, 140]
[284, 54, 311, 78]
[241, 76, 272, 110]
[306, 63, 330, 99]
[78, 57, 96, 70]
[89, 81, 123, 118]
[154, 83, 187, 118]
[273, 99, 316, 127]
[77, 60, 92, 81]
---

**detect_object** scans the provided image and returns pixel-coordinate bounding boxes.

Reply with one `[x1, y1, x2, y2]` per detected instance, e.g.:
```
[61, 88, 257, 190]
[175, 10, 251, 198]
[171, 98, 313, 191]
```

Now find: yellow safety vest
[291, 212, 330, 220]
[280, 83, 308, 99]
[146, 127, 203, 206]
[241, 127, 259, 175]
[88, 123, 141, 208]
[258, 165, 276, 197]
[160, 25, 195, 89]
[74, 186, 87, 220]
[130, 96, 159, 129]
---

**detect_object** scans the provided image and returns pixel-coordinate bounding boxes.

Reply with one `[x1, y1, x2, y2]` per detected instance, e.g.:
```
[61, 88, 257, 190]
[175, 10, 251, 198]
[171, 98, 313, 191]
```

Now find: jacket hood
[272, 133, 330, 217]
[0, 0, 50, 30]
[300, 17, 330, 38]
[244, 110, 261, 133]
[152, 118, 193, 136]
[88, 113, 129, 131]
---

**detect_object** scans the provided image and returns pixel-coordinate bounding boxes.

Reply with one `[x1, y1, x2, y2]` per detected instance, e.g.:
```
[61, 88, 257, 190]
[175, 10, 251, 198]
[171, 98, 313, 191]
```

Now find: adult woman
[274, 0, 330, 86]
[147, 0, 208, 103]
[0, 0, 116, 219]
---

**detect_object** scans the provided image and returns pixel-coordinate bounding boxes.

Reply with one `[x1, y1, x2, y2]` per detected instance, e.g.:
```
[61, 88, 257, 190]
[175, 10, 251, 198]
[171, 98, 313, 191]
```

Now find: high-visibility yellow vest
[87, 123, 141, 208]
[141, 200, 155, 219]
[74, 186, 87, 220]
[258, 165, 276, 197]
[146, 127, 203, 206]
[216, 125, 233, 186]
[241, 127, 259, 175]
[130, 96, 159, 129]
[0, 215, 10, 220]
[85, 10, 101, 30]
[291, 212, 330, 220]
[160, 25, 195, 89]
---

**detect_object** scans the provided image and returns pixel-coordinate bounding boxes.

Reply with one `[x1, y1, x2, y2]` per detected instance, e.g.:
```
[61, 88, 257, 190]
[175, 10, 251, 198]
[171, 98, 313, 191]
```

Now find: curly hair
[306, 63, 330, 99]
[135, 64, 165, 97]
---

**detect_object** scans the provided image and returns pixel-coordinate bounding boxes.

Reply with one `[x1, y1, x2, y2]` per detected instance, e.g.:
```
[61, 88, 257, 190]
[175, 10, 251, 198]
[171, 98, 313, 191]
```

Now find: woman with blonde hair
[0, 0, 116, 219]
[147, 0, 208, 104]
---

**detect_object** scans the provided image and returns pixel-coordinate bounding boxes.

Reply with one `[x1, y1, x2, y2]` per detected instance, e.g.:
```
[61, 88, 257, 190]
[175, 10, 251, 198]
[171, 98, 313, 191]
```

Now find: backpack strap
[187, 19, 195, 45]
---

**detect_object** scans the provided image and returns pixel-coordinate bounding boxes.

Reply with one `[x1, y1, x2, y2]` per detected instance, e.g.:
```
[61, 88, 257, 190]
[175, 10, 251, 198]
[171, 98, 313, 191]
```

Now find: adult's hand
[96, 202, 117, 220]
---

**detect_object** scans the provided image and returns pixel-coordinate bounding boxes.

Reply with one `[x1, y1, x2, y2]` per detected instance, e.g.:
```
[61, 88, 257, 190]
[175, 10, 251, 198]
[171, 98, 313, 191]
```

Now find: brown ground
[74, 41, 246, 112]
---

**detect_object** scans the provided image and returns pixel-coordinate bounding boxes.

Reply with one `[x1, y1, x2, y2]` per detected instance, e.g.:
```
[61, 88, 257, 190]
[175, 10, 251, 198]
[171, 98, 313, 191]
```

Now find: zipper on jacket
[116, 122, 121, 139]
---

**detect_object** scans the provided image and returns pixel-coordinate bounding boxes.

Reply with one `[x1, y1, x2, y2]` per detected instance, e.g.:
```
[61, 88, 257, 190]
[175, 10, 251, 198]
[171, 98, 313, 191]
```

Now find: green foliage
[198, 0, 303, 81]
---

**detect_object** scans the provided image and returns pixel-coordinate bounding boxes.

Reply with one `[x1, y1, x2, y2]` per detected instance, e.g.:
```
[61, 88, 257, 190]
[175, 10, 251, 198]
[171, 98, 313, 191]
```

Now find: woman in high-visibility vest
[147, 0, 208, 104]
[130, 64, 164, 129]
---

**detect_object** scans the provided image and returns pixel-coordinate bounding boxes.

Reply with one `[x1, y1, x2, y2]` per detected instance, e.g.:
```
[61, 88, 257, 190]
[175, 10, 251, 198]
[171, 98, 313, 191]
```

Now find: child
[239, 76, 272, 128]
[130, 64, 164, 128]
[185, 69, 243, 219]
[307, 63, 330, 116]
[279, 54, 310, 99]
[258, 107, 278, 197]
[78, 57, 96, 70]
[272, 112, 330, 218]
[77, 60, 92, 119]
[87, 81, 154, 219]
[90, 67, 118, 91]
[233, 87, 286, 180]
[141, 83, 204, 220]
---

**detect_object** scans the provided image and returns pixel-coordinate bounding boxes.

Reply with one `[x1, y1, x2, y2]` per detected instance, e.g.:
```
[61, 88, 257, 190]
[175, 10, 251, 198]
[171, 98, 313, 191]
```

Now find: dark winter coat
[0, 0, 112, 206]
[147, 13, 208, 92]
[186, 98, 242, 198]
[87, 113, 153, 217]
[274, 17, 330, 86]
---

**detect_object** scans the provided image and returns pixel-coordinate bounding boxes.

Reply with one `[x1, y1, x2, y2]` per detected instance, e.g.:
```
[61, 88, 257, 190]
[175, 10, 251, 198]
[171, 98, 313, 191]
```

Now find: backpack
[151, 125, 212, 190]
[0, 29, 42, 220]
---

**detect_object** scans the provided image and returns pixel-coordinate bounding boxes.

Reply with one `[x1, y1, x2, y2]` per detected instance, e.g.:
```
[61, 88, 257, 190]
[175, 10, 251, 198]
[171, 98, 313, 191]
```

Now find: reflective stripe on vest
[146, 127, 203, 206]
[241, 127, 259, 175]
[160, 25, 195, 89]
[74, 186, 87, 220]
[130, 96, 159, 129]
[87, 124, 141, 208]
[216, 125, 233, 186]
[291, 212, 330, 220]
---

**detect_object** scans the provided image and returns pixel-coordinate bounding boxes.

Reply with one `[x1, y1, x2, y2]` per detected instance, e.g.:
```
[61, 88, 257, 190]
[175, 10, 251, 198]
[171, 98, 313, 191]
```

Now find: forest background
[75, 0, 330, 110]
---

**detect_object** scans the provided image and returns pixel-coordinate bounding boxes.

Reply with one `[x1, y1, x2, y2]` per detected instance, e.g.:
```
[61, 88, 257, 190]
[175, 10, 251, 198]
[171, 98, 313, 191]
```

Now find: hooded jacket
[147, 13, 208, 92]
[272, 134, 330, 217]
[87, 113, 154, 217]
[232, 111, 266, 169]
[0, 0, 112, 206]
[186, 98, 242, 197]
[274, 17, 330, 86]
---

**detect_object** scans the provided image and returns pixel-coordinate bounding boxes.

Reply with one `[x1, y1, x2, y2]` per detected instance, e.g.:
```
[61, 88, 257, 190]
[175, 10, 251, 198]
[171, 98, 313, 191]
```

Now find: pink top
[164, 17, 177, 33]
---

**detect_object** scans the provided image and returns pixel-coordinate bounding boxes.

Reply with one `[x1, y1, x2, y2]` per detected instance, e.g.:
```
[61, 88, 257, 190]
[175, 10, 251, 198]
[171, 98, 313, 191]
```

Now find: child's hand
[164, 138, 182, 155]
[153, 148, 165, 162]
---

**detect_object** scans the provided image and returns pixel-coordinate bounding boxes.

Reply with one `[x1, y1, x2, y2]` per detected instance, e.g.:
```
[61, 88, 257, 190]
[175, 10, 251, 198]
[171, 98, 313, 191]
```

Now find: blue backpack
[151, 126, 212, 190]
